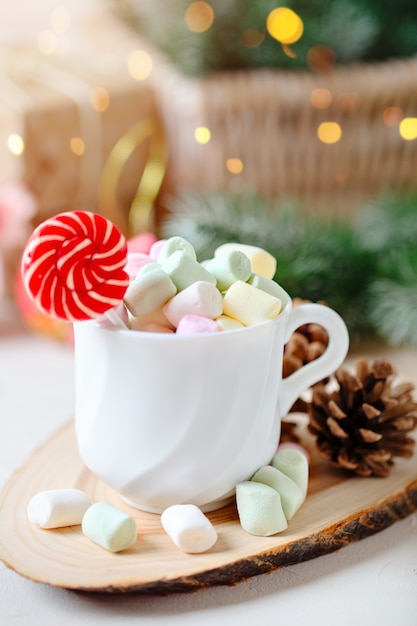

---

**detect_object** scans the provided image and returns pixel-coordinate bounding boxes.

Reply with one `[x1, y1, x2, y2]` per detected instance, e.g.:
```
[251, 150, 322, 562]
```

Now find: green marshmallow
[272, 447, 309, 498]
[162, 250, 217, 291]
[82, 502, 137, 553]
[204, 250, 252, 292]
[157, 236, 196, 263]
[251, 465, 304, 520]
[236, 481, 288, 536]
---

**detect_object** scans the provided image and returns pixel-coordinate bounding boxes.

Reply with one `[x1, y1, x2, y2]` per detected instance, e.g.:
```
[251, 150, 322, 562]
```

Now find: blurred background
[1, 0, 417, 346]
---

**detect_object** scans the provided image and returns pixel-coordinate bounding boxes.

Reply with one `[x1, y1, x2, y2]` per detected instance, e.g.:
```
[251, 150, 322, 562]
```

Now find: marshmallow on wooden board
[272, 446, 309, 498]
[251, 465, 304, 520]
[235, 481, 288, 536]
[222, 280, 282, 326]
[160, 504, 218, 553]
[204, 249, 252, 292]
[27, 489, 91, 529]
[163, 281, 223, 328]
[176, 314, 220, 335]
[214, 243, 276, 279]
[162, 251, 217, 291]
[124, 268, 177, 318]
[82, 502, 137, 552]
[156, 236, 196, 263]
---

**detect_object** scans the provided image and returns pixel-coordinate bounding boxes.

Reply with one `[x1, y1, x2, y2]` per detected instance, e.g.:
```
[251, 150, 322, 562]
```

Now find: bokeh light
[7, 133, 25, 155]
[38, 30, 57, 55]
[337, 92, 360, 113]
[307, 46, 336, 71]
[241, 28, 265, 48]
[185, 2, 214, 33]
[383, 106, 403, 126]
[226, 158, 243, 174]
[317, 122, 342, 144]
[266, 7, 303, 44]
[399, 117, 417, 140]
[70, 137, 85, 155]
[310, 88, 332, 109]
[194, 127, 211, 144]
[90, 87, 110, 113]
[128, 50, 153, 80]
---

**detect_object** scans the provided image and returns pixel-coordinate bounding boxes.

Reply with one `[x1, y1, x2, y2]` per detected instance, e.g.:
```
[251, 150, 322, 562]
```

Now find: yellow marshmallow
[214, 243, 276, 279]
[215, 314, 245, 331]
[222, 280, 281, 326]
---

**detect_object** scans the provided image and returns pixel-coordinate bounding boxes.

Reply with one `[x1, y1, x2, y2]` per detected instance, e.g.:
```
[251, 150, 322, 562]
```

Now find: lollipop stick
[103, 308, 128, 330]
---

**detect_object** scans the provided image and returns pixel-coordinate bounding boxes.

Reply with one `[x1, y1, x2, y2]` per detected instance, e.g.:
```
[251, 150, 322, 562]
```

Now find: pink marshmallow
[149, 239, 167, 260]
[163, 281, 223, 328]
[176, 315, 220, 335]
[127, 232, 158, 254]
[125, 253, 154, 280]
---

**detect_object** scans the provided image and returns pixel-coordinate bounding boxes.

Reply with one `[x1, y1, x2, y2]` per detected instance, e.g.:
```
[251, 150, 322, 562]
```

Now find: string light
[399, 117, 417, 141]
[383, 106, 403, 126]
[7, 134, 25, 155]
[317, 122, 342, 144]
[226, 158, 243, 174]
[185, 2, 214, 33]
[128, 50, 153, 81]
[70, 137, 85, 155]
[266, 7, 303, 44]
[310, 88, 332, 109]
[194, 127, 211, 144]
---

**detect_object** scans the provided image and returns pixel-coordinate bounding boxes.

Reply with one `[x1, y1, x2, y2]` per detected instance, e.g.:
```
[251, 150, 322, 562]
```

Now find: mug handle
[279, 303, 349, 417]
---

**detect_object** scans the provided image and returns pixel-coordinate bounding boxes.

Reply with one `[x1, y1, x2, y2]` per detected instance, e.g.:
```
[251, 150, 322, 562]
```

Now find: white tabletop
[1, 330, 416, 626]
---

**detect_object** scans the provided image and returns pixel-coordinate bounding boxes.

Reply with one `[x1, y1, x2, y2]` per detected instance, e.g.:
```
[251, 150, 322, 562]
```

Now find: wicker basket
[151, 55, 417, 220]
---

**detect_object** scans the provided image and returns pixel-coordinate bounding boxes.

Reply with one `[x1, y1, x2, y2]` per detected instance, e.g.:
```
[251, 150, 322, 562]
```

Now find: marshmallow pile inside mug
[121, 237, 283, 334]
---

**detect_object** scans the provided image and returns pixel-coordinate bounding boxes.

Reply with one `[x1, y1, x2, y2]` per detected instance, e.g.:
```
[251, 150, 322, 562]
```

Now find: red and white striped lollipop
[21, 211, 129, 323]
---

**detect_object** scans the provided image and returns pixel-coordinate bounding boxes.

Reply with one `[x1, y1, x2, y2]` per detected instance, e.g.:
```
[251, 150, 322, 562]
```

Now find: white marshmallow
[82, 502, 137, 552]
[27, 489, 91, 529]
[163, 281, 223, 328]
[236, 481, 288, 536]
[161, 504, 218, 553]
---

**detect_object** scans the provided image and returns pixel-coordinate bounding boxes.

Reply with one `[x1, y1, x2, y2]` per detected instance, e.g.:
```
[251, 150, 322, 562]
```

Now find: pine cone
[307, 359, 417, 477]
[283, 298, 329, 379]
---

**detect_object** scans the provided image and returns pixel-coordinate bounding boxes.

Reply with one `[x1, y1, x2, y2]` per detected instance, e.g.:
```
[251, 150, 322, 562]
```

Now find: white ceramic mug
[73, 286, 349, 513]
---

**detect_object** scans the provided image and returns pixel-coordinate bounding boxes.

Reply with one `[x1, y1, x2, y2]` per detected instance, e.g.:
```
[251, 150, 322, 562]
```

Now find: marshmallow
[251, 465, 304, 520]
[149, 238, 167, 260]
[125, 253, 154, 280]
[82, 502, 137, 552]
[176, 314, 220, 335]
[162, 251, 217, 291]
[127, 232, 158, 254]
[27, 489, 91, 529]
[215, 243, 276, 279]
[272, 447, 309, 498]
[204, 250, 252, 292]
[215, 314, 245, 332]
[129, 306, 175, 332]
[124, 268, 177, 317]
[163, 281, 223, 328]
[157, 236, 197, 263]
[161, 504, 218, 553]
[137, 262, 162, 276]
[235, 481, 288, 536]
[247, 273, 285, 300]
[222, 280, 282, 326]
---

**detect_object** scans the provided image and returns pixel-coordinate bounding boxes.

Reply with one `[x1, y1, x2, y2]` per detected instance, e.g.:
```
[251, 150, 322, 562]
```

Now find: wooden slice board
[1, 417, 416, 594]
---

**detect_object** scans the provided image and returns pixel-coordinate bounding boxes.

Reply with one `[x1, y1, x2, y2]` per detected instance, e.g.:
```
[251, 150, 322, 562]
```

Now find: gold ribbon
[97, 118, 168, 237]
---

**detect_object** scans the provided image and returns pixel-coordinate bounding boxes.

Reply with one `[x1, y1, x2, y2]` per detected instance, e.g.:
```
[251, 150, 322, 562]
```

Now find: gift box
[0, 42, 158, 233]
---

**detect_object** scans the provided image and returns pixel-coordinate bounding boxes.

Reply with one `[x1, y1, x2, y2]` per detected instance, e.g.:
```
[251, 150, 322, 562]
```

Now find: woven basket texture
[152, 57, 417, 219]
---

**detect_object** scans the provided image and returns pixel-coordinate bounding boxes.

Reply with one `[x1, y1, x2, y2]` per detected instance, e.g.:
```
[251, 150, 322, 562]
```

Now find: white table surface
[0, 330, 416, 626]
